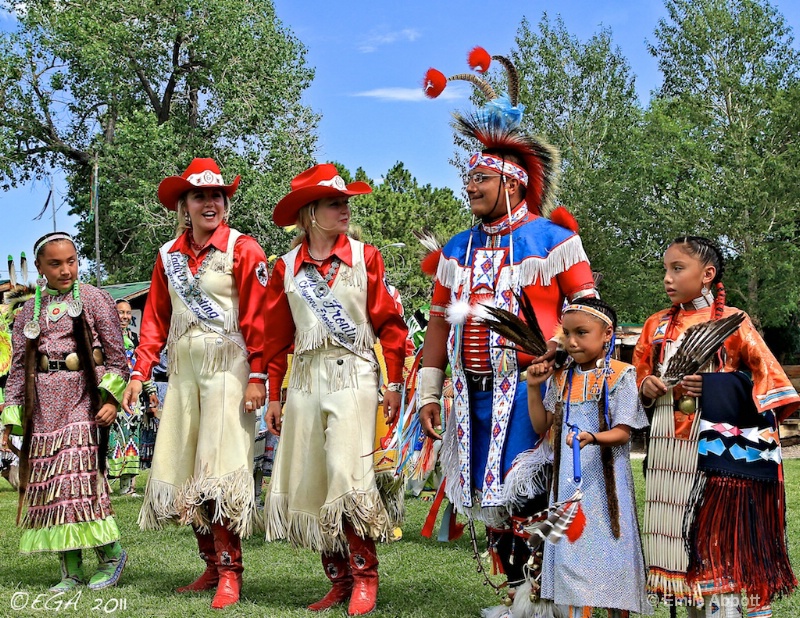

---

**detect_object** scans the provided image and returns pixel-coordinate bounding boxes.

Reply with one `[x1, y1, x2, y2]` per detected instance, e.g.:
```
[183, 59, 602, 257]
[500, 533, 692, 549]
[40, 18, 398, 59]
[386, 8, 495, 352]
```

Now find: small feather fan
[660, 312, 746, 388]
[480, 292, 547, 357]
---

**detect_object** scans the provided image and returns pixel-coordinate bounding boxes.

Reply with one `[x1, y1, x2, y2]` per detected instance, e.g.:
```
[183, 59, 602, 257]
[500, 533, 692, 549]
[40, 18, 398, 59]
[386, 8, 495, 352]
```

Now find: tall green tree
[342, 162, 470, 316]
[647, 0, 800, 328]
[0, 0, 317, 282]
[508, 15, 654, 321]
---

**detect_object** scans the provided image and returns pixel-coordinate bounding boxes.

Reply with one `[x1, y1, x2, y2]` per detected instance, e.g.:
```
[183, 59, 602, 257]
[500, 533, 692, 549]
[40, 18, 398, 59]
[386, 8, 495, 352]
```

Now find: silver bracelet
[386, 382, 403, 393]
[249, 372, 268, 382]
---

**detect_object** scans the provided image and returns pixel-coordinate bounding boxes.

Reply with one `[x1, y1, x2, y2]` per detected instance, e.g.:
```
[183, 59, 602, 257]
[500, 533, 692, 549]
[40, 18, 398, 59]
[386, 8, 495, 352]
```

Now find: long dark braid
[573, 298, 621, 538]
[73, 306, 106, 478]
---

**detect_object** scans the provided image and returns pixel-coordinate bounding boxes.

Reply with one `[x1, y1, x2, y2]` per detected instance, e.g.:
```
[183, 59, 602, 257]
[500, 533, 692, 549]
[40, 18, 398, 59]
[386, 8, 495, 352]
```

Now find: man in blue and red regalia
[418, 46, 597, 616]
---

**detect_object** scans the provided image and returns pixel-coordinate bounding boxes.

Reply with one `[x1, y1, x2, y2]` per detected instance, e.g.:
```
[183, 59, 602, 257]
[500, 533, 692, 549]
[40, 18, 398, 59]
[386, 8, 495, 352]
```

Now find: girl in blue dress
[527, 297, 652, 616]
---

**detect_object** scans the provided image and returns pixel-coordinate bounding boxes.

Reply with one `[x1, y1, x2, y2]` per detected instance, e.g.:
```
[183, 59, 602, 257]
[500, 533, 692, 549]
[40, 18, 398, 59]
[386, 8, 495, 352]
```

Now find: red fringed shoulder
[420, 249, 442, 277]
[549, 206, 579, 233]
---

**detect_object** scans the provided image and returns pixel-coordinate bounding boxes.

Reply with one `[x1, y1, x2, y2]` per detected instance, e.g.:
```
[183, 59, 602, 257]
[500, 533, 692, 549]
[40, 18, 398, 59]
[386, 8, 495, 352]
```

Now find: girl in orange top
[633, 236, 798, 617]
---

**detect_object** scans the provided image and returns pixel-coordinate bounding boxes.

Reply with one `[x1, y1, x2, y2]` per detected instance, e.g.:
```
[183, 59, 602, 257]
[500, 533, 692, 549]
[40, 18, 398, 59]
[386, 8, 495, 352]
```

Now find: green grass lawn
[0, 462, 798, 617]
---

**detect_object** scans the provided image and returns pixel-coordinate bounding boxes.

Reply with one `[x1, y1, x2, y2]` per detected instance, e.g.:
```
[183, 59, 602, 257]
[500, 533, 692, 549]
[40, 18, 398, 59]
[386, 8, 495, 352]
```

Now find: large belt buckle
[65, 353, 81, 371]
[48, 359, 61, 372]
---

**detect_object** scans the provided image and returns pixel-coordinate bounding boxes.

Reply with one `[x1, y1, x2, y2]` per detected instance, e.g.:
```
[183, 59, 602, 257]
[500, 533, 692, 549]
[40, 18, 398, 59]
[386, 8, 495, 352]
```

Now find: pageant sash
[160, 244, 246, 353]
[288, 263, 376, 365]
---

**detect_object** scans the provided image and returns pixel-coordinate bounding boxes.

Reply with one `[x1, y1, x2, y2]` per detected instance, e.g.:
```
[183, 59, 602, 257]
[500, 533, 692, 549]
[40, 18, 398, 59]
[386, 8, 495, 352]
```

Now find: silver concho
[67, 298, 83, 317]
[314, 281, 329, 298]
[23, 320, 41, 339]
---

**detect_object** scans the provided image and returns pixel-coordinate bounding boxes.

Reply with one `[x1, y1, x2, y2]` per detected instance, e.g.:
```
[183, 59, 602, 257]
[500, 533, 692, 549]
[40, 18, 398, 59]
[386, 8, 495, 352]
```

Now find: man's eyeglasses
[465, 172, 502, 185]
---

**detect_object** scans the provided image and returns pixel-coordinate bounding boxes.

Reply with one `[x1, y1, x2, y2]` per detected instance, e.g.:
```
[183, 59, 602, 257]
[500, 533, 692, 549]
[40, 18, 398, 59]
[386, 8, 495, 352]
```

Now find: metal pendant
[678, 395, 697, 415]
[23, 320, 41, 339]
[47, 301, 68, 322]
[314, 281, 329, 298]
[67, 298, 83, 317]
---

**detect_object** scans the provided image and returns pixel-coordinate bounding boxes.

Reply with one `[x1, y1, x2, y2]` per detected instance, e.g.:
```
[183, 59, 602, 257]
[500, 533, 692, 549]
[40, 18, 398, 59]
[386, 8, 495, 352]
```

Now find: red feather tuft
[549, 206, 579, 232]
[467, 46, 491, 73]
[565, 503, 586, 542]
[420, 248, 442, 277]
[423, 69, 447, 98]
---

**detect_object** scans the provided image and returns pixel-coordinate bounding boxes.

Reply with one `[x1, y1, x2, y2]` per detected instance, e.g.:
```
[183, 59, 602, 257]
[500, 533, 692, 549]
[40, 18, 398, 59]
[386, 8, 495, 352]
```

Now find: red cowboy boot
[308, 552, 353, 611]
[344, 527, 379, 616]
[176, 527, 219, 593]
[210, 522, 243, 610]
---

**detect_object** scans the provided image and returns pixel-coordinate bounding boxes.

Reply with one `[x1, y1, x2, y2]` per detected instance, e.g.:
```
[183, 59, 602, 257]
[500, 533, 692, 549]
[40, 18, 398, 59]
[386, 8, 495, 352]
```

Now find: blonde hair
[175, 193, 231, 238]
[290, 203, 315, 248]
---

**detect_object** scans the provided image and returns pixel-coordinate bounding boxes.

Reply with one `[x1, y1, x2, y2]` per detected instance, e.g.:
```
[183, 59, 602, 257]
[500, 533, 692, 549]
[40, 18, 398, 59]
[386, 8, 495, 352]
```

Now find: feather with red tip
[549, 205, 579, 232]
[420, 248, 442, 277]
[423, 68, 447, 98]
[565, 503, 586, 542]
[467, 46, 491, 73]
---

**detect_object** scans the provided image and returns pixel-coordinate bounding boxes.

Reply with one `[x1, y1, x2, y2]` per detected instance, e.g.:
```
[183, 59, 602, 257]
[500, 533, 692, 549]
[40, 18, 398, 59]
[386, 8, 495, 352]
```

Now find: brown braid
[73, 308, 106, 476]
[670, 236, 728, 366]
[551, 395, 564, 503]
[17, 335, 38, 524]
[598, 381, 620, 538]
[671, 236, 726, 319]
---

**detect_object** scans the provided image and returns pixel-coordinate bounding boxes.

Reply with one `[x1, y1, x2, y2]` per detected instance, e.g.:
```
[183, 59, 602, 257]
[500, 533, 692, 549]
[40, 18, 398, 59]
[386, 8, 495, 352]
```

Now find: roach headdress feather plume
[422, 45, 561, 216]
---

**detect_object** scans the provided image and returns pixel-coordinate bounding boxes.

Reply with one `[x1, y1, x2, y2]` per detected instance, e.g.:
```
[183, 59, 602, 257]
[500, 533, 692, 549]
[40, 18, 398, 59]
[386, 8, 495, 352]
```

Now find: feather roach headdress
[423, 46, 563, 218]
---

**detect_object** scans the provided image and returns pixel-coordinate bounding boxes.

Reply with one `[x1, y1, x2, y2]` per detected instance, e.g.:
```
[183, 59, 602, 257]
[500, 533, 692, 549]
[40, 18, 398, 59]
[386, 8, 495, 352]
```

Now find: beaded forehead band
[468, 153, 529, 186]
[34, 233, 75, 257]
[563, 304, 613, 327]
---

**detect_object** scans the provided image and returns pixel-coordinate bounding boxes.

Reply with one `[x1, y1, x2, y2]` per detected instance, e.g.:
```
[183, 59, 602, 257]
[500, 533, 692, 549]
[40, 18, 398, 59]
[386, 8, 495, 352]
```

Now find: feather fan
[524, 489, 585, 544]
[480, 292, 548, 357]
[660, 312, 746, 388]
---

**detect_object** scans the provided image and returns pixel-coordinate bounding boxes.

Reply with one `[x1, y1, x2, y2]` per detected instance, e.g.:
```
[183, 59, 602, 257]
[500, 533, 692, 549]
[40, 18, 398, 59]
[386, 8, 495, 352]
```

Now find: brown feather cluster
[660, 312, 746, 388]
[481, 292, 548, 357]
[491, 55, 520, 106]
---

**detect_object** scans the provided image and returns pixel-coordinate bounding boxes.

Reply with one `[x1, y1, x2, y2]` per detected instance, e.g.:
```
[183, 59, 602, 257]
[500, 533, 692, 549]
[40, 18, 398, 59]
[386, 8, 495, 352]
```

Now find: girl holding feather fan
[527, 297, 651, 616]
[633, 236, 798, 617]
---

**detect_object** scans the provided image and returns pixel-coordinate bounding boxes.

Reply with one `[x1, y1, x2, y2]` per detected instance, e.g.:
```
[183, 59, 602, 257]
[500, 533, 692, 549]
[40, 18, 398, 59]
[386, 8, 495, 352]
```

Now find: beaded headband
[468, 153, 529, 186]
[563, 303, 613, 327]
[34, 233, 75, 257]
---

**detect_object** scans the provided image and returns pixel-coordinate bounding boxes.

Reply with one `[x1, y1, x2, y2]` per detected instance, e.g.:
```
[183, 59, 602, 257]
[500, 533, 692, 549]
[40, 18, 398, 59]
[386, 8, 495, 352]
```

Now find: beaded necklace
[175, 247, 217, 303]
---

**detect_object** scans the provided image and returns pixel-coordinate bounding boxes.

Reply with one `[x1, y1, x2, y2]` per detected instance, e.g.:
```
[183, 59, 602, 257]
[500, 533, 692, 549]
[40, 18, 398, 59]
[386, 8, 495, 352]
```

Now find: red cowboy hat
[272, 163, 372, 226]
[157, 158, 241, 211]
